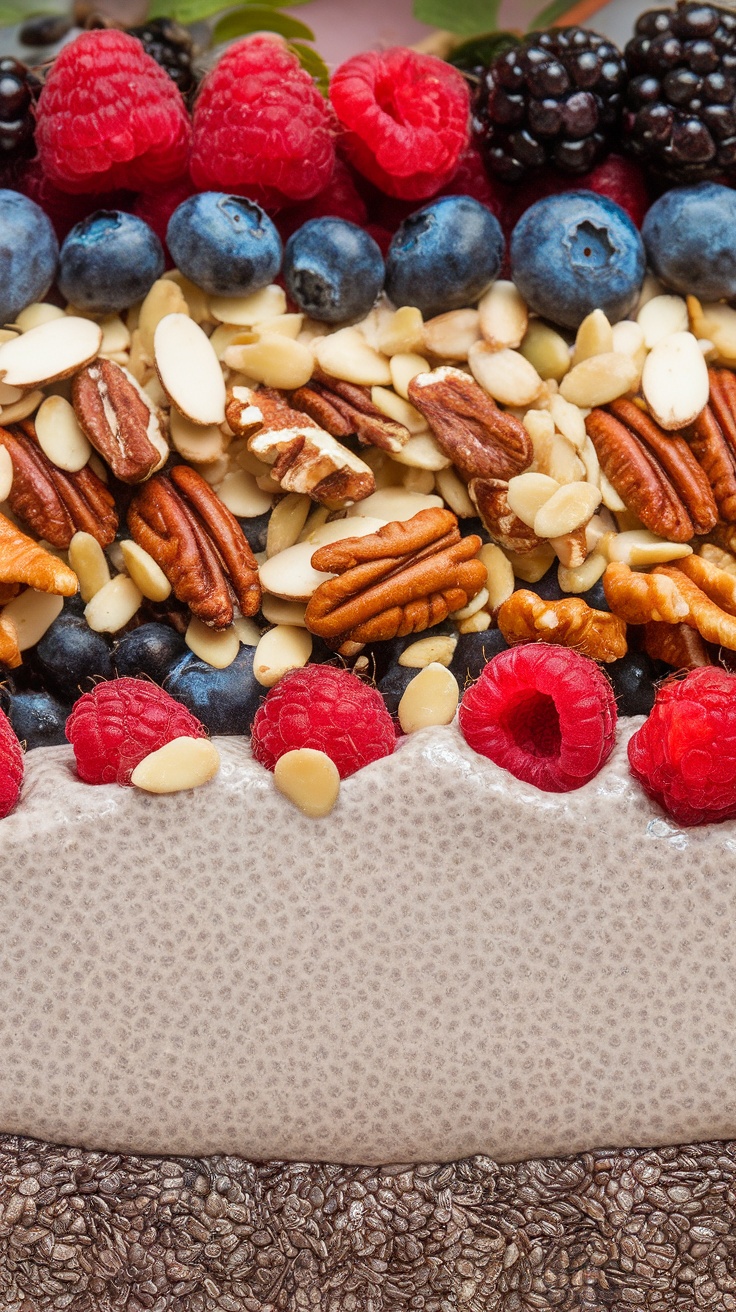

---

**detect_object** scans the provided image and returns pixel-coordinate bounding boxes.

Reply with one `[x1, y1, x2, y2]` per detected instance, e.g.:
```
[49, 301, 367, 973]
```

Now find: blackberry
[623, 2, 736, 183]
[475, 28, 627, 183]
[128, 18, 196, 96]
[0, 58, 40, 163]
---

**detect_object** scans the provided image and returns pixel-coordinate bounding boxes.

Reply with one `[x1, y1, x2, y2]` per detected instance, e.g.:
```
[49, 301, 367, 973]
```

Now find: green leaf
[448, 29, 519, 72]
[412, 0, 501, 37]
[0, 1, 37, 22]
[289, 41, 329, 93]
[528, 0, 579, 27]
[212, 5, 315, 43]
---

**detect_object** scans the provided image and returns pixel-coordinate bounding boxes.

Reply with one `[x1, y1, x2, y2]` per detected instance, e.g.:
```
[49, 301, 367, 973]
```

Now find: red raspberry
[458, 644, 617, 793]
[628, 667, 736, 826]
[275, 159, 368, 243]
[132, 174, 196, 260]
[190, 36, 336, 209]
[66, 677, 206, 786]
[581, 154, 651, 229]
[9, 157, 132, 240]
[35, 31, 191, 194]
[330, 48, 470, 201]
[0, 708, 23, 819]
[251, 665, 395, 779]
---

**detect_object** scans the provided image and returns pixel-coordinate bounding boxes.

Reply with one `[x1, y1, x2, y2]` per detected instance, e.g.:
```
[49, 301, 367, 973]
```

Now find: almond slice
[253, 623, 312, 687]
[273, 747, 340, 818]
[0, 444, 12, 501]
[477, 280, 528, 350]
[259, 517, 386, 600]
[154, 313, 226, 425]
[131, 736, 220, 794]
[345, 487, 443, 521]
[0, 316, 102, 388]
[398, 663, 459, 734]
[641, 330, 709, 431]
[209, 284, 286, 326]
[1, 588, 63, 649]
[35, 395, 93, 472]
[170, 408, 226, 464]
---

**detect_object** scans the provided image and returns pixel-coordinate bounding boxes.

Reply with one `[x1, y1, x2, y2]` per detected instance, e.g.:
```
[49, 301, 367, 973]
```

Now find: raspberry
[251, 665, 396, 779]
[132, 174, 196, 258]
[628, 667, 736, 826]
[66, 677, 206, 786]
[580, 154, 651, 228]
[458, 643, 617, 793]
[35, 30, 191, 194]
[190, 36, 336, 209]
[9, 157, 132, 241]
[0, 706, 23, 819]
[275, 159, 367, 244]
[330, 48, 470, 201]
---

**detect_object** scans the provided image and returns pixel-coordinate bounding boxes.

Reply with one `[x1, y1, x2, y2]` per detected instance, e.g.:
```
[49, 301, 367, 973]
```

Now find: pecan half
[0, 422, 117, 549]
[608, 398, 717, 536]
[407, 367, 532, 482]
[127, 465, 261, 629]
[468, 478, 543, 555]
[304, 508, 486, 652]
[643, 620, 711, 669]
[585, 407, 696, 541]
[291, 370, 411, 453]
[73, 359, 169, 484]
[497, 590, 627, 663]
[229, 386, 375, 505]
[0, 510, 78, 596]
[687, 395, 736, 523]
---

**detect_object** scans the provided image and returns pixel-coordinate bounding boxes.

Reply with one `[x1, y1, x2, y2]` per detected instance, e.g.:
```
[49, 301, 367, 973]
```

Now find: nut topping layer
[0, 421, 117, 549]
[408, 367, 533, 482]
[73, 359, 169, 484]
[291, 370, 411, 453]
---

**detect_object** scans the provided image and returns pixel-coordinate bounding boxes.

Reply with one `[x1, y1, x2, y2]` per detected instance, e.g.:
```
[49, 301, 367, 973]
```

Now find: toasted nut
[389, 431, 451, 471]
[190, 453, 230, 486]
[119, 539, 171, 602]
[699, 542, 736, 576]
[35, 395, 93, 473]
[687, 296, 736, 366]
[580, 435, 600, 488]
[607, 529, 694, 568]
[398, 632, 458, 667]
[558, 550, 607, 594]
[636, 272, 665, 312]
[273, 747, 340, 818]
[253, 623, 313, 686]
[261, 594, 308, 627]
[249, 312, 304, 340]
[259, 541, 333, 601]
[170, 409, 226, 465]
[468, 342, 543, 407]
[223, 332, 314, 390]
[138, 278, 189, 359]
[549, 527, 587, 568]
[0, 612, 20, 667]
[68, 531, 111, 602]
[549, 393, 587, 450]
[0, 444, 12, 502]
[346, 487, 442, 522]
[641, 331, 709, 430]
[456, 608, 492, 634]
[315, 327, 391, 386]
[377, 305, 425, 356]
[1, 587, 63, 650]
[390, 352, 430, 400]
[586, 513, 614, 555]
[398, 662, 459, 733]
[0, 390, 44, 424]
[519, 320, 570, 382]
[611, 318, 647, 374]
[393, 465, 435, 495]
[506, 541, 556, 582]
[209, 284, 286, 326]
[370, 386, 427, 434]
[435, 467, 476, 518]
[452, 587, 489, 621]
[603, 559, 690, 622]
[534, 481, 601, 539]
[637, 294, 688, 348]
[216, 470, 273, 518]
[498, 589, 627, 661]
[600, 469, 627, 513]
[14, 302, 65, 332]
[560, 352, 639, 407]
[423, 308, 480, 360]
[98, 313, 131, 358]
[507, 471, 560, 528]
[185, 616, 240, 668]
[478, 280, 528, 350]
[529, 417, 585, 484]
[131, 736, 220, 794]
[479, 542, 514, 614]
[267, 493, 311, 558]
[84, 574, 142, 633]
[572, 309, 613, 365]
[154, 314, 226, 426]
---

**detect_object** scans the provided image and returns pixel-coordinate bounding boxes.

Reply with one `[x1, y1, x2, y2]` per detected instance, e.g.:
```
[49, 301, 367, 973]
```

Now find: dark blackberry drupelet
[128, 18, 196, 96]
[475, 27, 627, 182]
[0, 57, 40, 163]
[624, 2, 736, 182]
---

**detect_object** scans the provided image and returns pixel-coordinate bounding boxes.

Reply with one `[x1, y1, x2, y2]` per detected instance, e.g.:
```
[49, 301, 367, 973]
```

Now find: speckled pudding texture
[2, 718, 736, 1167]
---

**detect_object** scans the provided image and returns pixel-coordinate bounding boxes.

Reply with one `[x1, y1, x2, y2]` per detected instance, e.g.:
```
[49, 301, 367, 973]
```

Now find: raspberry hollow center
[503, 691, 562, 758]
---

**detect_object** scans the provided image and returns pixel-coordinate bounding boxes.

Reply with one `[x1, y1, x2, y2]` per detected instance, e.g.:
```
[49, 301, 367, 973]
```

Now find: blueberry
[58, 210, 164, 314]
[642, 182, 736, 301]
[166, 645, 263, 735]
[510, 190, 645, 329]
[450, 628, 509, 692]
[166, 192, 281, 298]
[604, 649, 664, 717]
[5, 689, 71, 749]
[386, 196, 504, 319]
[239, 510, 271, 555]
[378, 664, 419, 717]
[0, 189, 58, 324]
[113, 622, 187, 685]
[283, 218, 384, 323]
[29, 612, 113, 702]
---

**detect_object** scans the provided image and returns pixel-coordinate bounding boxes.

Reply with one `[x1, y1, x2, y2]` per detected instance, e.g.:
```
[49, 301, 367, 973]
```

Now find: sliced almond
[260, 517, 386, 599]
[0, 316, 102, 389]
[162, 269, 210, 325]
[154, 313, 226, 426]
[389, 431, 450, 471]
[370, 386, 427, 434]
[273, 747, 340, 818]
[607, 529, 694, 567]
[507, 472, 560, 528]
[0, 389, 44, 425]
[611, 319, 647, 380]
[520, 320, 571, 382]
[233, 615, 261, 646]
[131, 736, 220, 794]
[14, 303, 65, 333]
[84, 574, 142, 633]
[261, 594, 308, 627]
[398, 663, 459, 734]
[394, 465, 435, 495]
[687, 297, 736, 366]
[315, 327, 391, 386]
[266, 492, 311, 557]
[398, 633, 458, 668]
[506, 541, 556, 582]
[641, 330, 709, 430]
[572, 309, 613, 365]
[139, 279, 191, 361]
[254, 312, 303, 340]
[0, 444, 12, 502]
[119, 539, 171, 602]
[451, 587, 489, 621]
[68, 531, 111, 603]
[468, 342, 542, 407]
[548, 393, 587, 451]
[435, 466, 476, 518]
[308, 515, 387, 546]
[170, 408, 225, 465]
[378, 306, 424, 357]
[1, 588, 63, 650]
[637, 294, 688, 348]
[223, 332, 313, 390]
[35, 395, 93, 473]
[559, 352, 639, 408]
[209, 284, 286, 326]
[479, 542, 514, 614]
[389, 352, 430, 401]
[478, 281, 528, 350]
[456, 608, 492, 634]
[0, 382, 22, 405]
[253, 623, 313, 687]
[346, 486, 443, 522]
[534, 480, 602, 539]
[216, 470, 273, 518]
[558, 550, 607, 594]
[423, 308, 480, 360]
[185, 616, 240, 668]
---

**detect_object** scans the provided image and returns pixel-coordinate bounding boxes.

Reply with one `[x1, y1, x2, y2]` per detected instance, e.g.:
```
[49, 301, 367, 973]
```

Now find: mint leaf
[528, 0, 580, 26]
[289, 41, 329, 93]
[412, 0, 501, 37]
[212, 5, 315, 42]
